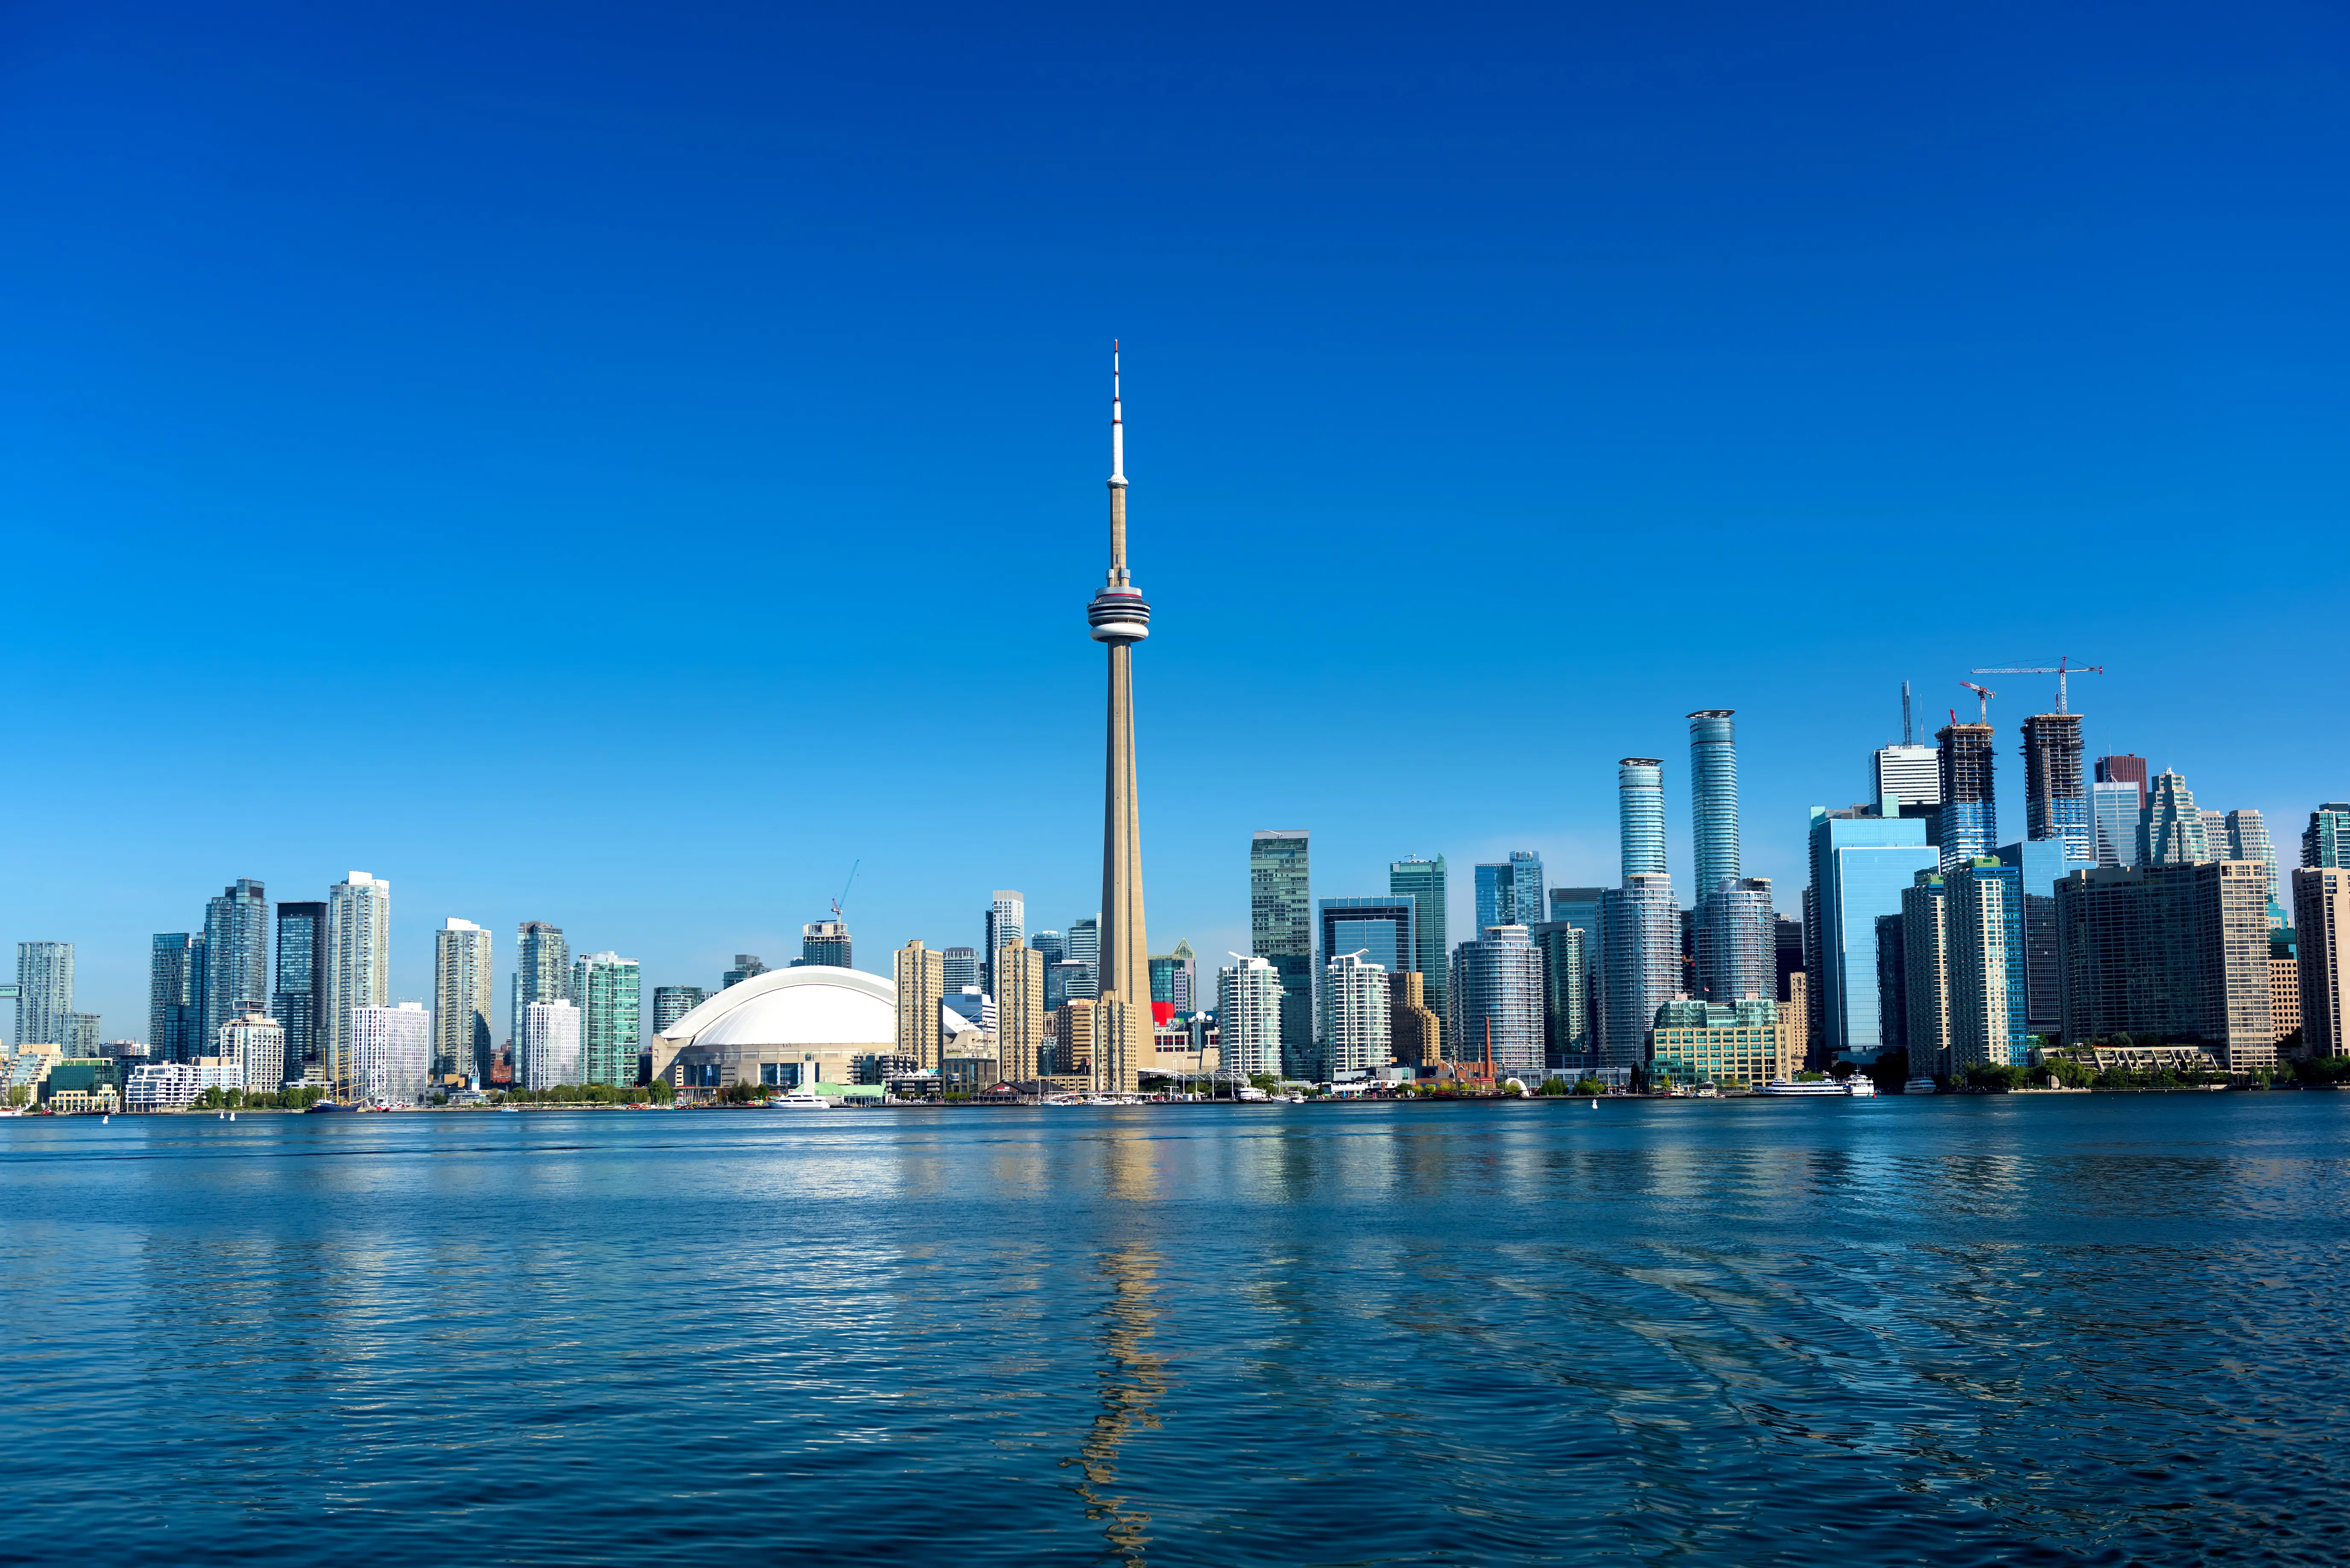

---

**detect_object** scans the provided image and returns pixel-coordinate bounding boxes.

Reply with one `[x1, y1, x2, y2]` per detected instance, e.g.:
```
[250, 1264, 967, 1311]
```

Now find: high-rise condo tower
[1688, 711, 1740, 907]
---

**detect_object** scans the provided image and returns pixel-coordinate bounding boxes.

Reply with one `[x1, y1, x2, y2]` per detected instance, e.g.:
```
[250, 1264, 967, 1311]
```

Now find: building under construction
[1936, 722, 1997, 871]
[2021, 711, 2090, 861]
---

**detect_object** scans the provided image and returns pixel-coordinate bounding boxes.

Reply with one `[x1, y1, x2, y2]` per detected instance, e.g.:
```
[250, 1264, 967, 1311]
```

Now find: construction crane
[831, 860, 860, 924]
[1970, 656, 2103, 714]
[1958, 681, 1996, 724]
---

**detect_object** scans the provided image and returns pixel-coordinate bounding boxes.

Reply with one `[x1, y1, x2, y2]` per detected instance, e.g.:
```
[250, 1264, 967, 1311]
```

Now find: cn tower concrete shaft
[1088, 346, 1152, 1091]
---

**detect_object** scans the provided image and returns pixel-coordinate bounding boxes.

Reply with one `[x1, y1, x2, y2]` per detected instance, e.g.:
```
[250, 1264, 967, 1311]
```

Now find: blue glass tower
[1808, 807, 1939, 1062]
[1688, 710, 1739, 905]
[1619, 758, 1667, 880]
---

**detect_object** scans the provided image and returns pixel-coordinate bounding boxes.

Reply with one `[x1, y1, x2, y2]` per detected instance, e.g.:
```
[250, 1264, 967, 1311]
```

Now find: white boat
[1903, 1077, 1939, 1095]
[1286, 1092, 1306, 1104]
[1755, 1077, 1878, 1098]
[1234, 1086, 1269, 1102]
[771, 1089, 828, 1110]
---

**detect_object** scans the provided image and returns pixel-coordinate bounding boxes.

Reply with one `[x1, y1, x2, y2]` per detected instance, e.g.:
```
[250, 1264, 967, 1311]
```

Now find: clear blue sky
[5, 0, 2346, 1040]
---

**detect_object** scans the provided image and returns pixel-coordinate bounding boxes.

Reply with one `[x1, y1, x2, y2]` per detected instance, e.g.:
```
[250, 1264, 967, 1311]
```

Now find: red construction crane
[1970, 656, 2104, 714]
[1958, 681, 1996, 724]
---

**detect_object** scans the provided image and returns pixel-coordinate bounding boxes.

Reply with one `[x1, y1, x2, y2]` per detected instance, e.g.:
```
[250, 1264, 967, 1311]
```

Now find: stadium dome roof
[658, 965, 896, 1048]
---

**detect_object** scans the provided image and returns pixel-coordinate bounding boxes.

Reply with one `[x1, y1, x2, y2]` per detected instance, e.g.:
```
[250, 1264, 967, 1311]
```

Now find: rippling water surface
[6, 1096, 2348, 1565]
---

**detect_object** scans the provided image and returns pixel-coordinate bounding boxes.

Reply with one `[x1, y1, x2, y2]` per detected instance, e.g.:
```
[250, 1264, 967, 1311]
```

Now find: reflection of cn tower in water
[1089, 343, 1152, 1092]
[1064, 1242, 1169, 1564]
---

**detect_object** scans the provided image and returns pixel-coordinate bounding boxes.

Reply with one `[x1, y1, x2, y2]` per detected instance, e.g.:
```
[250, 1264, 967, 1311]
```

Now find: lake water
[4, 1096, 2346, 1565]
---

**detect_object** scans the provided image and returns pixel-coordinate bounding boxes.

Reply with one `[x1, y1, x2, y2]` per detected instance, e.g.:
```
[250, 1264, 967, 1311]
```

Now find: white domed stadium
[647, 965, 896, 1093]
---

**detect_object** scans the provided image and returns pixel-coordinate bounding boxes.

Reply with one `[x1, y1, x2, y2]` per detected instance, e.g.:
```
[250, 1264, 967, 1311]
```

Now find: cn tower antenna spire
[1110, 339, 1125, 488]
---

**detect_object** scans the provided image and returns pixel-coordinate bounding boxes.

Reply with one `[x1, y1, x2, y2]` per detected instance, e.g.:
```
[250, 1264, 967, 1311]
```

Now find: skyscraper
[1900, 871, 1950, 1078]
[895, 941, 945, 1070]
[435, 918, 494, 1081]
[325, 873, 390, 1096]
[1947, 859, 2025, 1069]
[1697, 877, 1774, 1002]
[1218, 955, 1283, 1081]
[1874, 745, 1942, 813]
[1548, 886, 1605, 1045]
[1067, 917, 1100, 998]
[1618, 759, 1667, 879]
[995, 938, 1045, 1084]
[15, 943, 73, 1048]
[1167, 938, 1198, 1012]
[1688, 710, 1740, 907]
[522, 998, 582, 1090]
[1317, 896, 1414, 1073]
[940, 947, 981, 994]
[1324, 952, 1391, 1079]
[984, 893, 1023, 995]
[1032, 929, 1068, 969]
[219, 1005, 285, 1094]
[802, 922, 852, 968]
[273, 901, 327, 1080]
[723, 954, 768, 990]
[2217, 808, 2281, 924]
[1046, 960, 1087, 1012]
[349, 1001, 429, 1106]
[2141, 771, 2209, 866]
[1598, 877, 1678, 1070]
[1473, 852, 1545, 934]
[2293, 868, 2350, 1057]
[1250, 831, 1313, 1078]
[652, 986, 705, 1033]
[1088, 345, 1154, 1095]
[1936, 721, 1997, 871]
[1389, 856, 1448, 1016]
[2092, 781, 2142, 868]
[2020, 711, 2091, 863]
[2057, 862, 2273, 1065]
[571, 951, 641, 1088]
[149, 933, 205, 1063]
[513, 922, 571, 1048]
[1449, 925, 1544, 1081]
[200, 879, 270, 1045]
[1995, 838, 2073, 1036]
[1530, 922, 1588, 1067]
[2305, 804, 2350, 870]
[2094, 754, 2149, 805]
[1807, 807, 1938, 1063]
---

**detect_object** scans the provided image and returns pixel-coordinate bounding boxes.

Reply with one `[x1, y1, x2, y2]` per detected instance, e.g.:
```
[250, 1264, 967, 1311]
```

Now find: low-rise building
[1650, 997, 1793, 1088]
[39, 1058, 120, 1113]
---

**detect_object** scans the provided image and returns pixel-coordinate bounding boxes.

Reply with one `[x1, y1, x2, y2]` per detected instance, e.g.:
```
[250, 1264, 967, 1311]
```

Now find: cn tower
[1089, 343, 1152, 1074]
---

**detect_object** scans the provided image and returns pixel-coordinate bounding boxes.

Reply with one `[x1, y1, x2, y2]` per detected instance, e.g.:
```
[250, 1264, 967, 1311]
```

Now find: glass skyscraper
[150, 932, 206, 1063]
[1948, 859, 2027, 1066]
[1317, 895, 1414, 1066]
[1618, 759, 1667, 879]
[652, 985, 705, 1034]
[1250, 831, 1313, 1078]
[2306, 804, 2350, 871]
[1697, 876, 1774, 1003]
[1530, 922, 1588, 1067]
[201, 878, 271, 1046]
[1448, 924, 1544, 1081]
[1598, 875, 1678, 1070]
[513, 922, 571, 1048]
[14, 942, 74, 1051]
[1995, 838, 2074, 1037]
[1688, 710, 1740, 906]
[571, 951, 641, 1087]
[1935, 723, 1997, 871]
[273, 901, 327, 1080]
[2141, 771, 2208, 866]
[1388, 857, 1448, 1016]
[1808, 807, 1939, 1063]
[2092, 781, 2142, 868]
[1067, 917, 1101, 998]
[1547, 886, 1605, 1048]
[983, 892, 1023, 994]
[1473, 852, 1545, 934]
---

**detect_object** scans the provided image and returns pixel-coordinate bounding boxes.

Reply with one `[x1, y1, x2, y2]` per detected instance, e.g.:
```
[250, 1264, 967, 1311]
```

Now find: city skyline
[6, 7, 2347, 1039]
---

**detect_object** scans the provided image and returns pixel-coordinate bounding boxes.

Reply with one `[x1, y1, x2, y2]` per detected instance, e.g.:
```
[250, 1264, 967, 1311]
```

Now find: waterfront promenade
[6, 1096, 2346, 1565]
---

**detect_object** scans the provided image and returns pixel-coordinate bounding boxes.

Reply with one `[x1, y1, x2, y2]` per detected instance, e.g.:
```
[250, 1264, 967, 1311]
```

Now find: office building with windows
[801, 922, 852, 968]
[1947, 859, 2025, 1069]
[1874, 743, 1941, 813]
[2305, 804, 2350, 871]
[272, 901, 327, 1079]
[984, 893, 1023, 994]
[1218, 955, 1283, 1080]
[940, 947, 981, 994]
[571, 952, 641, 1087]
[219, 1006, 286, 1094]
[1688, 710, 1741, 908]
[1548, 887, 1604, 1046]
[895, 940, 945, 1070]
[2095, 754, 2149, 803]
[1994, 839, 2074, 1036]
[149, 933, 206, 1063]
[2093, 781, 2143, 868]
[1474, 852, 1545, 936]
[1935, 723, 1997, 871]
[1324, 951, 1391, 1078]
[1808, 807, 1939, 1063]
[435, 918, 494, 1081]
[1389, 969, 1443, 1069]
[1449, 924, 1544, 1081]
[2294, 868, 2350, 1057]
[200, 879, 270, 1045]
[1316, 896, 1415, 1056]
[521, 998, 583, 1090]
[723, 954, 768, 990]
[350, 1001, 430, 1106]
[1250, 831, 1313, 1078]
[652, 986, 705, 1034]
[513, 922, 571, 1055]
[2057, 862, 2274, 1065]
[1900, 872, 1951, 1078]
[1530, 922, 1588, 1068]
[2141, 771, 2208, 866]
[1046, 959, 1087, 1012]
[1068, 917, 1101, 998]
[325, 873, 391, 1095]
[1388, 857, 1448, 1016]
[1651, 997, 1789, 1089]
[995, 938, 1045, 1083]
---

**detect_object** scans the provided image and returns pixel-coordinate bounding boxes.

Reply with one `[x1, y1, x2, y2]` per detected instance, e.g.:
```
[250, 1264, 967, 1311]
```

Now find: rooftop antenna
[831, 860, 860, 924]
[1901, 681, 1913, 746]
